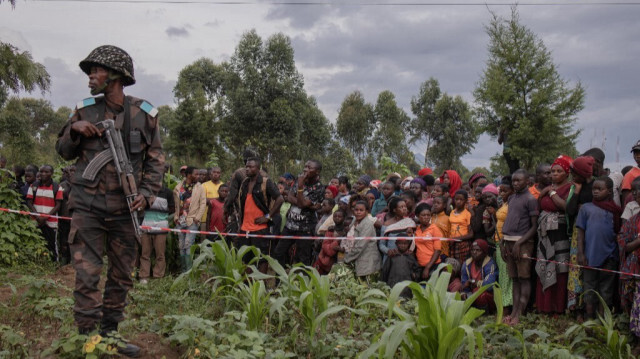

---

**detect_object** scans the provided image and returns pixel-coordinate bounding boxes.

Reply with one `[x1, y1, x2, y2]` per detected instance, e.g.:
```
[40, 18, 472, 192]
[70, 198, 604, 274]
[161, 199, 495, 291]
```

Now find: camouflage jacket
[56, 95, 164, 217]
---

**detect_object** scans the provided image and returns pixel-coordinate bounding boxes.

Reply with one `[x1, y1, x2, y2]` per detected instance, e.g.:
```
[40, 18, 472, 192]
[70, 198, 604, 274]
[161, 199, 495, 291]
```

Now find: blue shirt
[575, 203, 618, 267]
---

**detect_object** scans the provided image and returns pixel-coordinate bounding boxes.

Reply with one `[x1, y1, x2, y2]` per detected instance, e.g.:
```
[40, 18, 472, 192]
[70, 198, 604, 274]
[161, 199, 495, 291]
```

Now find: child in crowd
[314, 209, 346, 274]
[622, 177, 640, 222]
[576, 176, 622, 319]
[431, 196, 451, 257]
[315, 198, 335, 236]
[461, 239, 498, 311]
[274, 181, 290, 235]
[371, 181, 395, 216]
[414, 203, 443, 280]
[449, 189, 474, 264]
[445, 257, 463, 293]
[400, 191, 417, 219]
[208, 184, 229, 234]
[432, 184, 452, 213]
[344, 200, 381, 283]
[618, 178, 640, 339]
[381, 238, 420, 297]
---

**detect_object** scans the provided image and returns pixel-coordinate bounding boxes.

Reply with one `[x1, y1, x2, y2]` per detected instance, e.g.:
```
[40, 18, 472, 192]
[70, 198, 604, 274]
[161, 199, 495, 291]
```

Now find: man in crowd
[202, 166, 223, 237]
[273, 160, 324, 267]
[26, 164, 63, 262]
[529, 163, 551, 199]
[56, 45, 164, 357]
[234, 157, 283, 273]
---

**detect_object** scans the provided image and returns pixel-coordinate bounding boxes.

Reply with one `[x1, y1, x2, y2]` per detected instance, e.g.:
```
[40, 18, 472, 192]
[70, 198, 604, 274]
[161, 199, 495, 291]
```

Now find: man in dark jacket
[236, 157, 283, 273]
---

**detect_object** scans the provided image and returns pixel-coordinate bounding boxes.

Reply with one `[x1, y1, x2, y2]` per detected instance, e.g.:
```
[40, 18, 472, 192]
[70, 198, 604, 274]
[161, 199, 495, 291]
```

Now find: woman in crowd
[449, 189, 474, 264]
[440, 170, 462, 199]
[379, 197, 409, 262]
[495, 176, 514, 311]
[344, 200, 381, 283]
[535, 155, 573, 314]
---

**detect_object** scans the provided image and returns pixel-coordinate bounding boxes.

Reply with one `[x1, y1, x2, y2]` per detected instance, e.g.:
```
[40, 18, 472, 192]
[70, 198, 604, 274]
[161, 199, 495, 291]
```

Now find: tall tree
[372, 90, 414, 167]
[410, 78, 478, 170]
[410, 78, 440, 166]
[0, 42, 50, 108]
[335, 91, 375, 166]
[474, 7, 585, 172]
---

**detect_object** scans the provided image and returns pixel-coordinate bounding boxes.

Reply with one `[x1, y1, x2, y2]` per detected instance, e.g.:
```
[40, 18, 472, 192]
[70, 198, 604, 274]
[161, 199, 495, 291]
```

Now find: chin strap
[90, 71, 122, 95]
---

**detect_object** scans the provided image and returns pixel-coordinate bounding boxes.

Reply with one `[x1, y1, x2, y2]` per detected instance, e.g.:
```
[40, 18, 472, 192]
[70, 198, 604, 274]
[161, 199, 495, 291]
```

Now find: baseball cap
[632, 140, 640, 152]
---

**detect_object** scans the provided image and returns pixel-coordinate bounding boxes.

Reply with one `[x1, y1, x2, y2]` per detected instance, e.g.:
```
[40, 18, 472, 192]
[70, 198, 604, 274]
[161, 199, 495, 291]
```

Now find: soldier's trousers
[69, 211, 137, 330]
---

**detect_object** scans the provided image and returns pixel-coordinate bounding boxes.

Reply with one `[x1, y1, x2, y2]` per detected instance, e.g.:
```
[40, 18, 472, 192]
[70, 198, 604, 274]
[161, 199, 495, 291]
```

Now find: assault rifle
[82, 119, 142, 243]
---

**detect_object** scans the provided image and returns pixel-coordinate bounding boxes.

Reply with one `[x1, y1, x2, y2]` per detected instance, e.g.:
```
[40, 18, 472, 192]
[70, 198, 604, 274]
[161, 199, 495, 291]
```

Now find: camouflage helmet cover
[79, 45, 135, 86]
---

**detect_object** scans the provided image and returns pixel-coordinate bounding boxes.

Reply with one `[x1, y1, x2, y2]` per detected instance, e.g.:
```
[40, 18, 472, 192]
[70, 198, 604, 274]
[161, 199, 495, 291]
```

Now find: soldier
[56, 45, 164, 357]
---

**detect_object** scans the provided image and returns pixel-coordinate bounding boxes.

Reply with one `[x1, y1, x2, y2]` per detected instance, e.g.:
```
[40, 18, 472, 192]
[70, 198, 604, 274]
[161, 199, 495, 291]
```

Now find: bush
[0, 173, 48, 267]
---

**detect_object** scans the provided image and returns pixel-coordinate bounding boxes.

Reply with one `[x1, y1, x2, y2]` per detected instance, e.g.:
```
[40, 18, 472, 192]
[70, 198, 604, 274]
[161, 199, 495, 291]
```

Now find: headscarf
[473, 239, 489, 255]
[367, 188, 380, 199]
[482, 183, 499, 196]
[468, 173, 486, 186]
[410, 177, 427, 189]
[552, 155, 573, 174]
[339, 195, 351, 205]
[418, 167, 433, 177]
[440, 170, 462, 198]
[571, 156, 594, 179]
[283, 172, 295, 181]
[326, 185, 338, 198]
[402, 176, 414, 190]
[358, 174, 372, 186]
[370, 179, 382, 189]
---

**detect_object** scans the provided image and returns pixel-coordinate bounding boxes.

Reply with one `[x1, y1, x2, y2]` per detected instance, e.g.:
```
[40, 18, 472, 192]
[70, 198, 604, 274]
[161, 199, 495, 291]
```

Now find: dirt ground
[1, 266, 181, 359]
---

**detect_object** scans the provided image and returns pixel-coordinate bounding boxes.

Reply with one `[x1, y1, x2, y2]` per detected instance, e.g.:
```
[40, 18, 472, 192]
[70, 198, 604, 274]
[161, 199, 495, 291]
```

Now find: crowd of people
[2, 139, 640, 339]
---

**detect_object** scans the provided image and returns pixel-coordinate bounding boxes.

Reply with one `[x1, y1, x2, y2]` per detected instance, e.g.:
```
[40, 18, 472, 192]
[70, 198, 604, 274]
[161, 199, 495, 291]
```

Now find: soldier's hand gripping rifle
[82, 119, 142, 243]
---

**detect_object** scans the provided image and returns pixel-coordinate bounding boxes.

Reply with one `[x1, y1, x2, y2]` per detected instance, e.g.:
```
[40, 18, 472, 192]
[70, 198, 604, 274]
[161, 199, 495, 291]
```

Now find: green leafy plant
[43, 332, 122, 359]
[226, 279, 288, 331]
[0, 174, 48, 267]
[360, 267, 493, 359]
[0, 324, 29, 358]
[565, 290, 634, 359]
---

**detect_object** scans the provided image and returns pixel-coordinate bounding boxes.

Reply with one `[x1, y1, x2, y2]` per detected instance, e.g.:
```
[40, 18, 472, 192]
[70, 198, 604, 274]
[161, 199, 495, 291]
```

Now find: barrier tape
[4, 206, 640, 279]
[0, 207, 457, 242]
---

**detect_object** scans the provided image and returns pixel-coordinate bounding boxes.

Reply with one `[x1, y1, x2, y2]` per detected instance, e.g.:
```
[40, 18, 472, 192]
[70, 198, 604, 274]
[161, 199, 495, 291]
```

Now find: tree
[410, 78, 478, 170]
[0, 98, 67, 165]
[0, 42, 51, 108]
[409, 78, 440, 166]
[372, 90, 414, 167]
[336, 91, 375, 166]
[474, 7, 585, 172]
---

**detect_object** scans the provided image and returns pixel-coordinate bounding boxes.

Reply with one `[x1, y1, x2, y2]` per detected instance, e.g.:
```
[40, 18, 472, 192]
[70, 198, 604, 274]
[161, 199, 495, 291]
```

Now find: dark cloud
[166, 26, 189, 38]
[275, 5, 640, 171]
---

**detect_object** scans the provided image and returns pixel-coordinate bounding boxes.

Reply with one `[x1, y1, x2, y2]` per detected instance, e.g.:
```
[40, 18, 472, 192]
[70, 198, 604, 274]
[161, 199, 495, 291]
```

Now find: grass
[1, 254, 639, 358]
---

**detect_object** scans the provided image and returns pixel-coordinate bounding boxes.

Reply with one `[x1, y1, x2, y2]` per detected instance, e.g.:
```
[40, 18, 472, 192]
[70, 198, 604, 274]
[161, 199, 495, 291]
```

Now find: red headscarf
[552, 155, 573, 174]
[326, 185, 338, 198]
[440, 170, 462, 198]
[473, 239, 489, 254]
[418, 167, 433, 177]
[571, 156, 594, 178]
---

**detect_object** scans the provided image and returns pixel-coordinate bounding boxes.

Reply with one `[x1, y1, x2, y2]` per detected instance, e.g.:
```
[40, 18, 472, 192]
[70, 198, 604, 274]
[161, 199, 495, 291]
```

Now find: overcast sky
[1, 0, 639, 171]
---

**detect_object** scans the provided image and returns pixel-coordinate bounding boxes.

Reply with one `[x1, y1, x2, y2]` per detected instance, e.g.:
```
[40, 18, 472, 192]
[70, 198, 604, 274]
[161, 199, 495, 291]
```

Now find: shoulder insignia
[76, 97, 96, 110]
[139, 101, 158, 117]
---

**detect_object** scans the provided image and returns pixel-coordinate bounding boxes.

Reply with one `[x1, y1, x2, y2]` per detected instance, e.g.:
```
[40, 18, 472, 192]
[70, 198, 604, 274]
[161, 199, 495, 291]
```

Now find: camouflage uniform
[56, 46, 164, 332]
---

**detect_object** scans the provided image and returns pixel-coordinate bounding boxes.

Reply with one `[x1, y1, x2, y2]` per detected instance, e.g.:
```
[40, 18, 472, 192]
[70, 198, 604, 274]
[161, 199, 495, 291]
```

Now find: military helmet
[79, 45, 135, 86]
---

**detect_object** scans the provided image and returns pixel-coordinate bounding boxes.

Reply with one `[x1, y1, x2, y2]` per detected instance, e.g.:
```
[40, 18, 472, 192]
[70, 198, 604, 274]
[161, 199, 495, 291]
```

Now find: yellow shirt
[201, 181, 224, 222]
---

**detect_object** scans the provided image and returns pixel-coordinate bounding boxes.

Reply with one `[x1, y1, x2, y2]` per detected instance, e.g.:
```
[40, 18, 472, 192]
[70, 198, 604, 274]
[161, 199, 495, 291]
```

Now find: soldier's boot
[100, 321, 141, 358]
[78, 325, 96, 335]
